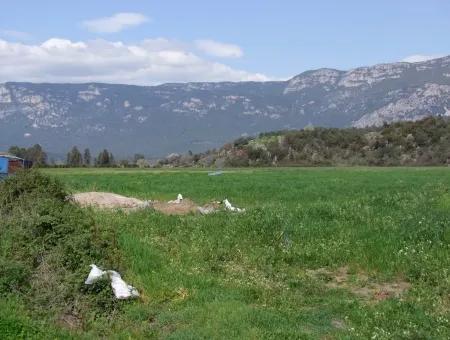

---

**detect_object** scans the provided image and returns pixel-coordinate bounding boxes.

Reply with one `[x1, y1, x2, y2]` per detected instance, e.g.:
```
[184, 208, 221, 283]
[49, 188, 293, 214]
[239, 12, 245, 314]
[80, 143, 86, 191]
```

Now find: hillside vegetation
[187, 117, 450, 167]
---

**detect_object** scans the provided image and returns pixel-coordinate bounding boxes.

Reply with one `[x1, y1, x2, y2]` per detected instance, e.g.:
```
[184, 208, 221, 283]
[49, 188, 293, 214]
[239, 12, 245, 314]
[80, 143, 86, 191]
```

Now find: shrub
[0, 170, 121, 330]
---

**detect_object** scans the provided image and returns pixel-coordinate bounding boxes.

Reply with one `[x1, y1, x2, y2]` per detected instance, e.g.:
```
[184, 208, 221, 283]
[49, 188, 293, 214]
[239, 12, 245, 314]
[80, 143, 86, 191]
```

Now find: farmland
[2, 167, 450, 338]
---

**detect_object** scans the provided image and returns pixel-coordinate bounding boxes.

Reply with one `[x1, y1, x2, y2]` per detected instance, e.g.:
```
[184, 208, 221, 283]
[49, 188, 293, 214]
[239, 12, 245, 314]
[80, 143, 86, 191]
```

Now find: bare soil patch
[58, 311, 82, 330]
[307, 266, 410, 303]
[153, 199, 198, 215]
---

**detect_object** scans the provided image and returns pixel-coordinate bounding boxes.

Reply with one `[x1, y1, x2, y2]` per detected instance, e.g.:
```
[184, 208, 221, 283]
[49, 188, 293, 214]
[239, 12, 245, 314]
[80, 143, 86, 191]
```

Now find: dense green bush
[0, 170, 66, 210]
[0, 170, 121, 333]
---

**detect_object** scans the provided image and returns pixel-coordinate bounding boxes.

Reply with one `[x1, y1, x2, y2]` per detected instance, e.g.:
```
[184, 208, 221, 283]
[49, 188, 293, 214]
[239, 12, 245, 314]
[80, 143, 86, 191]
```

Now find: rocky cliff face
[1, 56, 449, 157]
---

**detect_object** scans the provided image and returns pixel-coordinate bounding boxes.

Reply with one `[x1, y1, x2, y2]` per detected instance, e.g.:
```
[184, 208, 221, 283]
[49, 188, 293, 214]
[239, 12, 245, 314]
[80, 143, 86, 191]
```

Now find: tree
[8, 145, 47, 166]
[83, 148, 91, 166]
[109, 152, 115, 166]
[67, 146, 83, 167]
[26, 144, 47, 166]
[8, 146, 27, 159]
[96, 149, 114, 167]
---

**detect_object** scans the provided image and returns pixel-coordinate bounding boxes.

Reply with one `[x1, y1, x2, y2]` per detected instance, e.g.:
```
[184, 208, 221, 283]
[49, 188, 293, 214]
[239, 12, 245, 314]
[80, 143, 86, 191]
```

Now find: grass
[4, 167, 450, 338]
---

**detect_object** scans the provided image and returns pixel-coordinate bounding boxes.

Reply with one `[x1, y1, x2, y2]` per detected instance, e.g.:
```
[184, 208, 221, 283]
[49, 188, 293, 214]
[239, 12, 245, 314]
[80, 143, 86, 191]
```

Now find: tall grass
[4, 167, 450, 338]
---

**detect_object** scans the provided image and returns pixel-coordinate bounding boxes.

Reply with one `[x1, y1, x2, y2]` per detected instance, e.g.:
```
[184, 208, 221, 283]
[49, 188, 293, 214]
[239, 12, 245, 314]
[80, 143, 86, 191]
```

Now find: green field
[4, 168, 450, 338]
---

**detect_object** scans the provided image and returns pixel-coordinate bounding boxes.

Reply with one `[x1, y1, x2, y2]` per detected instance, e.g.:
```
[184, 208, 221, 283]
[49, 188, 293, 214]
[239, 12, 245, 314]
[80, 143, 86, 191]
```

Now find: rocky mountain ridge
[1, 55, 449, 157]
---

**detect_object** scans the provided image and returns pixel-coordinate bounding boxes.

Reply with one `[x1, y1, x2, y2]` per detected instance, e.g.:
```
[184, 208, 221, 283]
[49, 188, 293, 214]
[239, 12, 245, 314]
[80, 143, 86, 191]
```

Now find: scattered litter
[168, 193, 183, 204]
[72, 192, 150, 211]
[108, 270, 140, 299]
[197, 206, 216, 215]
[223, 199, 245, 212]
[197, 202, 221, 215]
[84, 264, 107, 284]
[208, 171, 223, 176]
[84, 264, 139, 299]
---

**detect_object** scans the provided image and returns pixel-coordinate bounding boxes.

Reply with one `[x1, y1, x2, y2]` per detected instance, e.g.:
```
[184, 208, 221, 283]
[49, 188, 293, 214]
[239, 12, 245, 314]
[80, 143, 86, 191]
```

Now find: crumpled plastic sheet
[84, 264, 139, 299]
[223, 199, 245, 212]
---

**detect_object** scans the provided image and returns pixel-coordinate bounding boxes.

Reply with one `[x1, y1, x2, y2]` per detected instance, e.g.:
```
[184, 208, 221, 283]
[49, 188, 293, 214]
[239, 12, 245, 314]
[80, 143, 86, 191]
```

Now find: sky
[0, 0, 449, 85]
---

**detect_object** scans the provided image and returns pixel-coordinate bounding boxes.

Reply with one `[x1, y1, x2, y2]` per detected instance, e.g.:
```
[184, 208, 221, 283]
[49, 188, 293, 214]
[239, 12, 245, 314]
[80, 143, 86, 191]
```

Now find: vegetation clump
[0, 170, 121, 337]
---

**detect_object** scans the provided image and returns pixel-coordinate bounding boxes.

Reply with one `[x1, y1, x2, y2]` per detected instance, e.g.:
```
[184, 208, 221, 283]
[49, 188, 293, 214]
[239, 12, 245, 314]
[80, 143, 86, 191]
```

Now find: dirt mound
[72, 192, 221, 215]
[153, 199, 199, 215]
[72, 192, 147, 210]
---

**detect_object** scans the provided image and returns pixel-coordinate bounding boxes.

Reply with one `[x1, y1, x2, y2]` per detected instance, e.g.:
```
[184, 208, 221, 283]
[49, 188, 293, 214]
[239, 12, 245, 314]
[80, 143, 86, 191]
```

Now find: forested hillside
[190, 117, 450, 167]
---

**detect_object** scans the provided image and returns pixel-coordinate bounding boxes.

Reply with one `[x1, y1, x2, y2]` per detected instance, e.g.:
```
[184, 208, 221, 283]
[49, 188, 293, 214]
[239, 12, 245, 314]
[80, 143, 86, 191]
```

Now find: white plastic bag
[168, 193, 183, 204]
[84, 264, 139, 299]
[84, 264, 107, 284]
[223, 199, 245, 212]
[108, 270, 140, 299]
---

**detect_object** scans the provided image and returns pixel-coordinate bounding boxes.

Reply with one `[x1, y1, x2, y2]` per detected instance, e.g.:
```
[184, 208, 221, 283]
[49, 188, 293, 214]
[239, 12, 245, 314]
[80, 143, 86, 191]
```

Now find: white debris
[107, 270, 140, 299]
[168, 193, 183, 204]
[84, 264, 107, 284]
[197, 206, 216, 215]
[208, 171, 223, 176]
[223, 199, 245, 212]
[84, 264, 139, 299]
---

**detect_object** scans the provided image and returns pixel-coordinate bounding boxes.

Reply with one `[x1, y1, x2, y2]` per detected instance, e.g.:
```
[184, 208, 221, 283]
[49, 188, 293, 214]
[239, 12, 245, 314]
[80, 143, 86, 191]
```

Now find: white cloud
[401, 54, 444, 63]
[0, 29, 31, 41]
[0, 38, 270, 85]
[195, 39, 243, 58]
[82, 12, 149, 33]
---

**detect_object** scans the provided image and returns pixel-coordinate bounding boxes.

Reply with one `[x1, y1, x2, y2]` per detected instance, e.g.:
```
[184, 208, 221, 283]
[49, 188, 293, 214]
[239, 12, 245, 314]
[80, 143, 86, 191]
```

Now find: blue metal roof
[0, 154, 24, 161]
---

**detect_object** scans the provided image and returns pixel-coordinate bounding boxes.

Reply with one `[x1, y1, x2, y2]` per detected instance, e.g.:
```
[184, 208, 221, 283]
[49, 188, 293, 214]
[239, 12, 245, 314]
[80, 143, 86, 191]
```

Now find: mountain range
[1, 55, 449, 158]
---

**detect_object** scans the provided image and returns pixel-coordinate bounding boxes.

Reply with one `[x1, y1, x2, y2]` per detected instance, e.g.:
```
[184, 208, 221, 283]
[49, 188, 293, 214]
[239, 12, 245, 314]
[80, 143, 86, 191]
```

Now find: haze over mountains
[1, 56, 449, 158]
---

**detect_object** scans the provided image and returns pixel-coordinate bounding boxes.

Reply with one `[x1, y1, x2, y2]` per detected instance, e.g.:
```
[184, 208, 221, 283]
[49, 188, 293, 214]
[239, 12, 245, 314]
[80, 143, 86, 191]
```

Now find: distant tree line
[7, 117, 450, 168]
[65, 147, 117, 167]
[7, 145, 119, 168]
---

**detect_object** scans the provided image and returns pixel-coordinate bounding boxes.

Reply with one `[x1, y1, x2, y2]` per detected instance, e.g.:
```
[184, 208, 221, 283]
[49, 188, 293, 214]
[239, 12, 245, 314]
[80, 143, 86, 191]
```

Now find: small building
[0, 154, 32, 179]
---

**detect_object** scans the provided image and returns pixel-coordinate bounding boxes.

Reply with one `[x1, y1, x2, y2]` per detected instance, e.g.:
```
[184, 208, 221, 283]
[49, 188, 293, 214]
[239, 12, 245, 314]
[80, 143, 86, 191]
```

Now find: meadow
[3, 167, 450, 338]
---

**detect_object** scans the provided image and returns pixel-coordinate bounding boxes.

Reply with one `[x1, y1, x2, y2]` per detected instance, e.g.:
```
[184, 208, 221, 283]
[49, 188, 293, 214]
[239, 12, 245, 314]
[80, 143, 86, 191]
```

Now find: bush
[0, 170, 66, 210]
[0, 170, 121, 330]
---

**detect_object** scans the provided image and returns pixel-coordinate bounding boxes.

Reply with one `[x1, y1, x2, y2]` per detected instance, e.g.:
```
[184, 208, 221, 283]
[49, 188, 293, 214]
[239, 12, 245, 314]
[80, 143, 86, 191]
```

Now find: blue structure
[0, 157, 7, 173]
[0, 155, 29, 180]
[0, 156, 9, 180]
